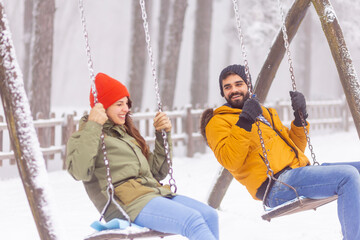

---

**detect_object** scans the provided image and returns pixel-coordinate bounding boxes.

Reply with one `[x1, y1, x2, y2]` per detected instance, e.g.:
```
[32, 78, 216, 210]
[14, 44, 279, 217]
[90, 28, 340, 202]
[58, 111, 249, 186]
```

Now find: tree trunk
[190, 0, 213, 107]
[295, 10, 312, 98]
[312, 0, 360, 139]
[128, 0, 151, 110]
[0, 4, 60, 239]
[157, 0, 171, 77]
[29, 0, 56, 162]
[29, 0, 55, 119]
[23, 0, 33, 94]
[159, 0, 188, 109]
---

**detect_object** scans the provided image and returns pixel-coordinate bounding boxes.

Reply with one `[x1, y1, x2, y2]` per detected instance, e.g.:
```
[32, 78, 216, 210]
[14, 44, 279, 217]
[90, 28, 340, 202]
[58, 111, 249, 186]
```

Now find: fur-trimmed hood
[200, 108, 214, 144]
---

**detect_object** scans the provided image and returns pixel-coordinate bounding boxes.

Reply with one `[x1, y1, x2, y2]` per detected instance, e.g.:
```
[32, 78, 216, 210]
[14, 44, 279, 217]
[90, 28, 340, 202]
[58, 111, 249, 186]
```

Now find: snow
[324, 4, 336, 23]
[0, 128, 359, 240]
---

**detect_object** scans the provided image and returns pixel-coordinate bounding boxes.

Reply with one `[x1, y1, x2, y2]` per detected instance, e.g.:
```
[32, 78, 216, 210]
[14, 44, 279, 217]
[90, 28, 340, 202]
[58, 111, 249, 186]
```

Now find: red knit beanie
[89, 73, 130, 109]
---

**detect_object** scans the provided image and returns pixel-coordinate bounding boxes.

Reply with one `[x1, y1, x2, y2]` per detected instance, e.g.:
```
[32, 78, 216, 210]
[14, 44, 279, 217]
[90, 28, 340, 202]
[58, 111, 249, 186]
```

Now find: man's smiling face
[222, 74, 249, 109]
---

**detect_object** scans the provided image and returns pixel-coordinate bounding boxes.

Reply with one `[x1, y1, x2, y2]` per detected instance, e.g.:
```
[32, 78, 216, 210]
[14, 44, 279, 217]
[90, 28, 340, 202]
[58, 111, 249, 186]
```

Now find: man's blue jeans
[266, 162, 360, 240]
[134, 195, 219, 240]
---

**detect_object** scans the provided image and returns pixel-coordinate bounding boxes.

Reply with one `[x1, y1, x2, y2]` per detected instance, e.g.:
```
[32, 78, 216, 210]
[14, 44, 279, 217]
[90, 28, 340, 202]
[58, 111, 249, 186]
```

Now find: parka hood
[200, 108, 214, 144]
[200, 105, 243, 144]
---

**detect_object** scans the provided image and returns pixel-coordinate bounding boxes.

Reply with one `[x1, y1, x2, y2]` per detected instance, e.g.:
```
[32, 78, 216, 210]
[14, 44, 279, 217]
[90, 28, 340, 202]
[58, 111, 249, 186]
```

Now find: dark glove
[290, 91, 308, 126]
[236, 98, 262, 131]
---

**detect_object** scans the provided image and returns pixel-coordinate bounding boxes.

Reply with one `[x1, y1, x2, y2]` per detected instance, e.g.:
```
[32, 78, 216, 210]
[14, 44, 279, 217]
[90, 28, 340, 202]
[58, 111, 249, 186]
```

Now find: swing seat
[84, 229, 173, 240]
[84, 219, 173, 240]
[261, 195, 338, 222]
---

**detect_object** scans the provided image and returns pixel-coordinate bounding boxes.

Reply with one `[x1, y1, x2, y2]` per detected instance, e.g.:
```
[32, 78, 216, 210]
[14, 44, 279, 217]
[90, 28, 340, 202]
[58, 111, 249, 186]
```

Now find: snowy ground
[1, 128, 359, 240]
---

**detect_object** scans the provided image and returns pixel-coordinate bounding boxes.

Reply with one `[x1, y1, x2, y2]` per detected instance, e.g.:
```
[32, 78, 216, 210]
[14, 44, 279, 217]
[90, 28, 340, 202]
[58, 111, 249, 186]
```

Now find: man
[201, 64, 360, 240]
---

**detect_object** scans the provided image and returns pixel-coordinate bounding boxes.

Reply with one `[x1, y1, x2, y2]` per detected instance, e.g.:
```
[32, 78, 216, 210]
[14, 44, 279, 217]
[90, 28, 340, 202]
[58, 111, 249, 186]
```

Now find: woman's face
[106, 96, 129, 125]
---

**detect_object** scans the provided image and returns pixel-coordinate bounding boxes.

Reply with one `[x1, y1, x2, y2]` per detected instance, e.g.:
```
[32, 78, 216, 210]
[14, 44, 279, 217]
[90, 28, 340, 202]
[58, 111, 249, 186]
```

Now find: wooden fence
[0, 98, 354, 169]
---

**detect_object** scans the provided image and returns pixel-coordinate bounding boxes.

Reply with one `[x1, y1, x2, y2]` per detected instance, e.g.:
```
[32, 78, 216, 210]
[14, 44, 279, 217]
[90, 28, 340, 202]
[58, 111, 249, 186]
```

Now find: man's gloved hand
[290, 91, 308, 126]
[236, 98, 262, 131]
[240, 98, 262, 123]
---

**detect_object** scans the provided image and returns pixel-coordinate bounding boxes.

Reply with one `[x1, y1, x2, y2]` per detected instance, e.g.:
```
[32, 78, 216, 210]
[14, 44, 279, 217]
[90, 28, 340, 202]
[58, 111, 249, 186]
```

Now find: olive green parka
[66, 115, 175, 222]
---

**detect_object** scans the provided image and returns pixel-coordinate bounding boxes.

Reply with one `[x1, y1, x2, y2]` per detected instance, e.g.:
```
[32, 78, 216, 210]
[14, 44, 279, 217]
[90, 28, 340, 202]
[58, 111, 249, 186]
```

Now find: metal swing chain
[277, 0, 319, 166]
[139, 0, 177, 193]
[256, 121, 301, 210]
[232, 0, 302, 210]
[78, 0, 132, 224]
[232, 0, 251, 90]
[78, 0, 96, 100]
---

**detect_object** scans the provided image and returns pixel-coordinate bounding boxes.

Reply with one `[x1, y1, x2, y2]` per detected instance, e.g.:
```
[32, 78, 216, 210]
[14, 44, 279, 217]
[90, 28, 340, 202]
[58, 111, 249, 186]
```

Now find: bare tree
[23, 0, 33, 94]
[226, 0, 280, 51]
[335, 0, 360, 51]
[157, 0, 171, 76]
[190, 0, 213, 107]
[158, 0, 188, 109]
[128, 1, 152, 110]
[29, 0, 55, 119]
[295, 10, 312, 98]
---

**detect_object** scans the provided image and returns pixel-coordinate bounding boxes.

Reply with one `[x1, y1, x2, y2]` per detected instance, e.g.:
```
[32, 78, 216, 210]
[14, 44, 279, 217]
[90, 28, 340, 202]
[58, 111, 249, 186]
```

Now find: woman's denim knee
[202, 205, 218, 221]
[182, 211, 208, 238]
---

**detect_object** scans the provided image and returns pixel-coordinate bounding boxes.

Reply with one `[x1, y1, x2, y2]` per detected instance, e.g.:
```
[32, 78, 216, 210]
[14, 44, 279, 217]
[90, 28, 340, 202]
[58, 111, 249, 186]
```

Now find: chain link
[277, 0, 318, 166]
[277, 0, 297, 92]
[78, 0, 131, 224]
[257, 121, 302, 210]
[99, 134, 131, 223]
[139, 0, 177, 193]
[78, 0, 97, 102]
[299, 111, 319, 165]
[256, 122, 273, 178]
[232, 0, 252, 94]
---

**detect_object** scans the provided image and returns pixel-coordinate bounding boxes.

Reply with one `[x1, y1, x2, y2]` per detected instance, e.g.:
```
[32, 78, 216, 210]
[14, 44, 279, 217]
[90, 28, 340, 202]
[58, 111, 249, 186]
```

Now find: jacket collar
[79, 115, 127, 137]
[103, 120, 126, 137]
[214, 104, 242, 115]
[214, 104, 272, 127]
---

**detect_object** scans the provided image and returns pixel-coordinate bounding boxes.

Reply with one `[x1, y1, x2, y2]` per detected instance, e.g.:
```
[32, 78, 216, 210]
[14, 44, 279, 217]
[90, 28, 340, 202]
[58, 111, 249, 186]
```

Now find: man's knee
[338, 166, 360, 194]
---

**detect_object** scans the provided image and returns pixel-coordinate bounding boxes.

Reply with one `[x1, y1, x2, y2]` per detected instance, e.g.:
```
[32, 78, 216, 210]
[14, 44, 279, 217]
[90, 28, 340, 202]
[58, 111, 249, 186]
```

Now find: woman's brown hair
[123, 98, 150, 159]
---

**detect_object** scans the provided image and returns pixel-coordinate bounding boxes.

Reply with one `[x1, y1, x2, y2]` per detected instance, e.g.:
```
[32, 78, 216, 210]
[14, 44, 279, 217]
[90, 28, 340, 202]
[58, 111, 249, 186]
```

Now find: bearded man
[201, 64, 360, 240]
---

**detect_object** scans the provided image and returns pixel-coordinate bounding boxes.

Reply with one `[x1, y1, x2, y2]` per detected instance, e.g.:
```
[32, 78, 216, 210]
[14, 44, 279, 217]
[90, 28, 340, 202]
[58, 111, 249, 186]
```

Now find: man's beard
[225, 91, 250, 109]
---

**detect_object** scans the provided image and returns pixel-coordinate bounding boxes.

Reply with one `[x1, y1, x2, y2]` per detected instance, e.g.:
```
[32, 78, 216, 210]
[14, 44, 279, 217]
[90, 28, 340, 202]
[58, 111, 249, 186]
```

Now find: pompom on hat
[89, 73, 130, 109]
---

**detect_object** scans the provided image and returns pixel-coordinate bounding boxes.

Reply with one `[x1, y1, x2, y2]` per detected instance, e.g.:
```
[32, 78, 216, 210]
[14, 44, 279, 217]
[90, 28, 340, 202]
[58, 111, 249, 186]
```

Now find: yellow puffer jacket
[205, 105, 310, 200]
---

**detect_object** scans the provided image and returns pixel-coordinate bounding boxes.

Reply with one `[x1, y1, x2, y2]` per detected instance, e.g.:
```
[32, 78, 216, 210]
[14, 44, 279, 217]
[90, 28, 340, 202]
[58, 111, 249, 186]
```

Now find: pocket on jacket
[114, 179, 154, 206]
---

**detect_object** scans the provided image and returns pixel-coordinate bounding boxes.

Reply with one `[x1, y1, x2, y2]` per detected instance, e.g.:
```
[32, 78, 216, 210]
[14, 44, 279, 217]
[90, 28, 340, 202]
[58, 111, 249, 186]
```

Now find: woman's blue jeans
[266, 162, 360, 240]
[134, 195, 219, 240]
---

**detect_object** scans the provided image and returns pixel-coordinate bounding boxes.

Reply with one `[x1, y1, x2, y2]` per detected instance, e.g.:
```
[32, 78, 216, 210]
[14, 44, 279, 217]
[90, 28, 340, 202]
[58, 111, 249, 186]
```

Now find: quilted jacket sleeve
[206, 115, 253, 172]
[65, 120, 102, 182]
[289, 120, 310, 152]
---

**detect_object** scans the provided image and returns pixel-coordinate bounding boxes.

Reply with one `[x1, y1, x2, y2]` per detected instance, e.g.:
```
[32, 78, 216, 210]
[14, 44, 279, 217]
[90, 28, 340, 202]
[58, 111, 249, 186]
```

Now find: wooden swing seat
[261, 195, 338, 222]
[84, 229, 173, 240]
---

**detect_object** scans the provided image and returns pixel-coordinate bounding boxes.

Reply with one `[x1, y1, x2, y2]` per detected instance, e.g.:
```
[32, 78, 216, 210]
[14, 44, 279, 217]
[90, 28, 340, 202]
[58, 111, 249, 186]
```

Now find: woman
[66, 73, 219, 240]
